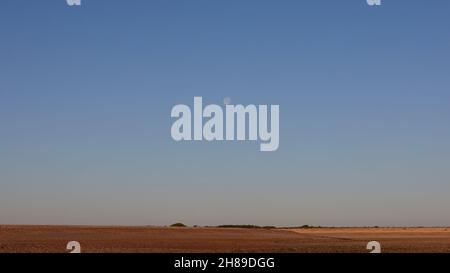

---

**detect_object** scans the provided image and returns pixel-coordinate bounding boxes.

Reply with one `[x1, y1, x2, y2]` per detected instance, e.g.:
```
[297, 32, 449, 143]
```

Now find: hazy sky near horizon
[1, 0, 450, 226]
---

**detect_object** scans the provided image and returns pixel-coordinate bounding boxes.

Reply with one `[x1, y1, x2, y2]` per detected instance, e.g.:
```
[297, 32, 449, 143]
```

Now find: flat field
[0, 225, 449, 253]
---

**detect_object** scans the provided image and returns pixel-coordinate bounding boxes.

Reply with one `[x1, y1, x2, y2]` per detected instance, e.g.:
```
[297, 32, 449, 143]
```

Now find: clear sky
[1, 0, 449, 226]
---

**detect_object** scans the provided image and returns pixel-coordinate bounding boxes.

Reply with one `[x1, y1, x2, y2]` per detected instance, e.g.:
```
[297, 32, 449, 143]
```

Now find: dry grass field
[0, 225, 449, 253]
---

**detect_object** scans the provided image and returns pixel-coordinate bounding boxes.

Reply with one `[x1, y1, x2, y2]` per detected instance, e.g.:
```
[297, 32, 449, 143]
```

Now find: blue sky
[1, 0, 450, 226]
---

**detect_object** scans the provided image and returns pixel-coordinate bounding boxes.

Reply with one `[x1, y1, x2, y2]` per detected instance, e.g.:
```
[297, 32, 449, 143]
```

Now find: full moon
[223, 97, 231, 105]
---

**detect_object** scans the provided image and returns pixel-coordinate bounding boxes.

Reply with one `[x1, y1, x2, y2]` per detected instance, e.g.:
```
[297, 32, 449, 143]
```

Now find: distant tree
[170, 223, 187, 227]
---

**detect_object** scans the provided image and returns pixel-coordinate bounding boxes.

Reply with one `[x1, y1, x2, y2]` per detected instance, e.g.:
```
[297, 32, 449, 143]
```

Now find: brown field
[0, 225, 449, 253]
